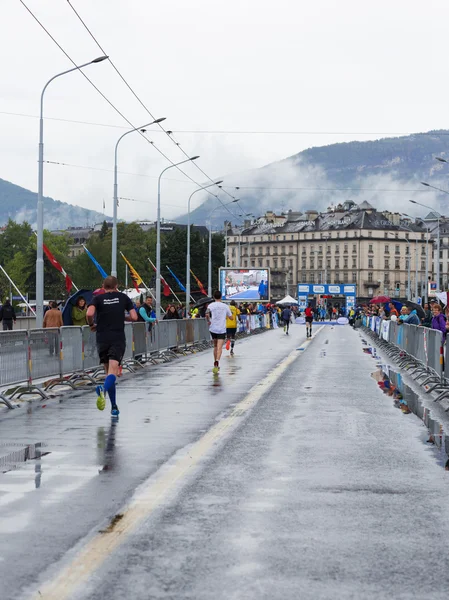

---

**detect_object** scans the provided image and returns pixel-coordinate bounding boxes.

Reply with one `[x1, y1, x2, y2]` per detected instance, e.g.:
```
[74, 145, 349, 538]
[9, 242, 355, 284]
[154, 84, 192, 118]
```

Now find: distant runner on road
[206, 290, 232, 374]
[225, 299, 240, 356]
[281, 306, 292, 335]
[305, 304, 313, 338]
[86, 276, 138, 417]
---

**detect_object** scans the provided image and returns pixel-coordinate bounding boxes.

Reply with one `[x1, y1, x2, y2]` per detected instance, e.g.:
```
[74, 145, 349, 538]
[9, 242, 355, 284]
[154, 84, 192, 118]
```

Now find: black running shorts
[305, 316, 313, 323]
[226, 328, 237, 339]
[97, 341, 126, 364]
[210, 332, 226, 340]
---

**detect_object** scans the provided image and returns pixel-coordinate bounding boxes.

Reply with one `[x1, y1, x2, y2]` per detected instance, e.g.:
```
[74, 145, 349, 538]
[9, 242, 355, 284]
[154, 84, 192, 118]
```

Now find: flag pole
[148, 258, 181, 304]
[34, 232, 79, 292]
[166, 265, 195, 303]
[0, 264, 36, 315]
[119, 252, 165, 313]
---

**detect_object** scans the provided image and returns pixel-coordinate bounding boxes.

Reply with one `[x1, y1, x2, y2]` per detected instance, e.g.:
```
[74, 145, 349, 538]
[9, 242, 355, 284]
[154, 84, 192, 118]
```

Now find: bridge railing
[0, 317, 271, 409]
[362, 316, 447, 397]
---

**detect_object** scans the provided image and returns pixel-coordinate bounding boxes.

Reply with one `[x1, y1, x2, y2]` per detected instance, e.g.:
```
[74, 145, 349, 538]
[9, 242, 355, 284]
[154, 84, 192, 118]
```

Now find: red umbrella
[370, 295, 391, 304]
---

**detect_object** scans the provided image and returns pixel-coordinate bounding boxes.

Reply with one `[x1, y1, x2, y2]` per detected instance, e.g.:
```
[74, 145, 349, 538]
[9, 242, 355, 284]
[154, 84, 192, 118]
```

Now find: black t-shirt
[91, 292, 134, 344]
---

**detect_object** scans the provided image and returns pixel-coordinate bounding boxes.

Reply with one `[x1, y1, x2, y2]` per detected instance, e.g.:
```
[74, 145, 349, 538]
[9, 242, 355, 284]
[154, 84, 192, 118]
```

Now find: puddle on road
[0, 443, 50, 474]
[372, 365, 449, 471]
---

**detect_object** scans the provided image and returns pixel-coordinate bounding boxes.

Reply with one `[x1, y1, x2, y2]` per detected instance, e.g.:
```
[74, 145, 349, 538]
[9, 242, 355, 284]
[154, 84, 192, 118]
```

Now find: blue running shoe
[96, 385, 106, 411]
[111, 405, 120, 417]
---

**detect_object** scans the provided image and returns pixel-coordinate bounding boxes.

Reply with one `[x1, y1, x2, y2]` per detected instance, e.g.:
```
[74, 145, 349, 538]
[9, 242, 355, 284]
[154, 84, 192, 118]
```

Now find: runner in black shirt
[86, 276, 137, 417]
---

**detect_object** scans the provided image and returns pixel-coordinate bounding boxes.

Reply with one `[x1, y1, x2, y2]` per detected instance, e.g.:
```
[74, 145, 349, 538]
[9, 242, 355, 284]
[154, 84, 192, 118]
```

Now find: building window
[335, 244, 340, 254]
[335, 272, 340, 283]
[289, 259, 293, 268]
[384, 272, 389, 283]
[310, 245, 315, 253]
[251, 260, 255, 267]
[266, 247, 270, 256]
[231, 248, 236, 257]
[319, 245, 323, 254]
[384, 232, 388, 239]
[335, 258, 340, 268]
[344, 258, 348, 268]
[291, 235, 294, 240]
[395, 259, 400, 269]
[440, 250, 443, 259]
[327, 259, 331, 268]
[289, 245, 293, 254]
[395, 245, 400, 254]
[273, 258, 278, 268]
[405, 259, 409, 269]
[352, 272, 357, 283]
[266, 259, 270, 267]
[421, 246, 426, 256]
[368, 231, 372, 237]
[352, 244, 357, 253]
[352, 258, 357, 268]
[310, 258, 315, 268]
[337, 232, 340, 239]
[384, 259, 389, 269]
[273, 247, 278, 255]
[368, 244, 373, 253]
[281, 246, 286, 255]
[368, 258, 373, 268]
[344, 244, 348, 253]
[368, 272, 373, 282]
[385, 245, 389, 254]
[281, 258, 286, 268]
[283, 236, 286, 241]
[406, 246, 410, 255]
[343, 272, 348, 283]
[318, 259, 323, 268]
[312, 233, 315, 239]
[310, 272, 315, 283]
[302, 259, 306, 269]
[258, 258, 263, 267]
[421, 260, 425, 270]
[301, 272, 307, 283]
[327, 246, 331, 254]
[244, 260, 248, 267]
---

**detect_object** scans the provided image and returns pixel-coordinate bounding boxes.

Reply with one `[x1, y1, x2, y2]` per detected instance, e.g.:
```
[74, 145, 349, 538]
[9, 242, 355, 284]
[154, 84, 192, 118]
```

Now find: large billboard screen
[219, 268, 270, 301]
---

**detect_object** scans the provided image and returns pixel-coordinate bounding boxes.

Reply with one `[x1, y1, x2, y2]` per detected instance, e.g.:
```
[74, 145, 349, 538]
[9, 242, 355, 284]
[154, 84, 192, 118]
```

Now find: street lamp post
[206, 199, 239, 297]
[411, 196, 442, 292]
[156, 157, 200, 319]
[36, 56, 108, 327]
[186, 181, 223, 316]
[112, 118, 166, 277]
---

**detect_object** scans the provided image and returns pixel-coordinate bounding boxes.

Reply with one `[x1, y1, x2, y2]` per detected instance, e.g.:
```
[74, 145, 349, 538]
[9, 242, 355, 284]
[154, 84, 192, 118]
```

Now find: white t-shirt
[207, 302, 232, 334]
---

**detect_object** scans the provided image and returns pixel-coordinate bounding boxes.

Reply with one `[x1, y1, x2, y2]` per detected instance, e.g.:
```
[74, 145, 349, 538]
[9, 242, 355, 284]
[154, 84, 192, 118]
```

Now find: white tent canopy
[276, 295, 298, 305]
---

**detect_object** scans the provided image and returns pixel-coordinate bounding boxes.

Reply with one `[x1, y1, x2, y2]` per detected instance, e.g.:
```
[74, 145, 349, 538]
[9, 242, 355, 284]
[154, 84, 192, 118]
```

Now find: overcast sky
[1, 0, 448, 223]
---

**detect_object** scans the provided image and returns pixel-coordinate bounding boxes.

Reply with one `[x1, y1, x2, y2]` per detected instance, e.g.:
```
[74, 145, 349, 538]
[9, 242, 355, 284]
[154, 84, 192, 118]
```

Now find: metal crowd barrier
[362, 316, 449, 406]
[0, 317, 272, 408]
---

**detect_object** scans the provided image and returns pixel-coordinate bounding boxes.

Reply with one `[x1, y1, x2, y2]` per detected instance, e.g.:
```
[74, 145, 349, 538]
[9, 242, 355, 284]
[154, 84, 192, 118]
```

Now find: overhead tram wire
[19, 1, 243, 225]
[64, 0, 243, 211]
[4, 111, 449, 136]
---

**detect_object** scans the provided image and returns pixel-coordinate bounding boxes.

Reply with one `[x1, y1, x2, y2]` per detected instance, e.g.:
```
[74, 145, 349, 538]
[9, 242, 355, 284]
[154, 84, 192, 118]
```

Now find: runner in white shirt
[206, 290, 232, 373]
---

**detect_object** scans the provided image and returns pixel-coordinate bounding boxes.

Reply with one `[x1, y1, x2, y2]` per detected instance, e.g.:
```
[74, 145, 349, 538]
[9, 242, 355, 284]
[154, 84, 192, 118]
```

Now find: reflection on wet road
[0, 328, 303, 600]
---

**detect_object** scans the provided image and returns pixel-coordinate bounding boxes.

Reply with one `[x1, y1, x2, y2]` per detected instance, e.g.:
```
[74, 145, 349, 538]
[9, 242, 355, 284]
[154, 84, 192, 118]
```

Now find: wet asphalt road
[3, 325, 449, 599]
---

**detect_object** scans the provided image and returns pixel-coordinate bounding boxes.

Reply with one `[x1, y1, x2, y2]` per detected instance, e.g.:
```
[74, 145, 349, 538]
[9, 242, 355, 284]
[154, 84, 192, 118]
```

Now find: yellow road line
[34, 328, 321, 600]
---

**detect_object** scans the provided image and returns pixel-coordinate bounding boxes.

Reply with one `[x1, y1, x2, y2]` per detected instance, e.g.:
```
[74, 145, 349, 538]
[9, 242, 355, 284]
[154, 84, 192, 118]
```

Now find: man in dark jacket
[0, 299, 16, 330]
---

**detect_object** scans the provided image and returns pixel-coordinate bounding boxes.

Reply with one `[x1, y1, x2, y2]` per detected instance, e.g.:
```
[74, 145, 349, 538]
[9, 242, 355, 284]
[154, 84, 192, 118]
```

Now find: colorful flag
[83, 245, 108, 279]
[166, 265, 186, 293]
[43, 243, 73, 293]
[121, 253, 143, 292]
[148, 258, 170, 297]
[190, 270, 207, 295]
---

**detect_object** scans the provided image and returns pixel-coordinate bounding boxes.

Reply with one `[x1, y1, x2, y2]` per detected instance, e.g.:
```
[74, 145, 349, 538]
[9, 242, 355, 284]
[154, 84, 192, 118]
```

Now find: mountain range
[185, 130, 449, 227]
[3, 130, 449, 230]
[0, 178, 110, 230]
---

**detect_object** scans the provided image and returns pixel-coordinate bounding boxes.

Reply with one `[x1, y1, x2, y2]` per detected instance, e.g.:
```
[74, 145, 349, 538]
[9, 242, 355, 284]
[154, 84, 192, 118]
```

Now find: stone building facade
[226, 201, 432, 302]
